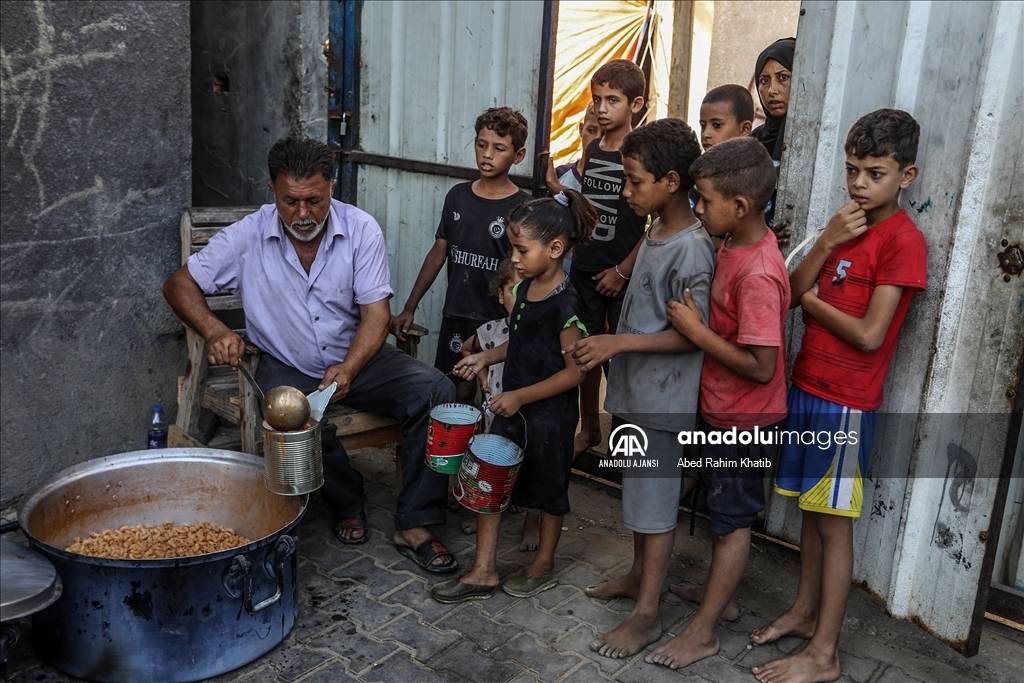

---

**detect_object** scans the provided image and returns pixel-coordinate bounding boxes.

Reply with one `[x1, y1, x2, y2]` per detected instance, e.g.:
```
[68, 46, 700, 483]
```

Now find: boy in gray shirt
[568, 119, 713, 659]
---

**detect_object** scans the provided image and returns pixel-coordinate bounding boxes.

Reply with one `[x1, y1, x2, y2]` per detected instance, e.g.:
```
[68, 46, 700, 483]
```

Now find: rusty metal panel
[767, 0, 1024, 652]
[354, 0, 543, 361]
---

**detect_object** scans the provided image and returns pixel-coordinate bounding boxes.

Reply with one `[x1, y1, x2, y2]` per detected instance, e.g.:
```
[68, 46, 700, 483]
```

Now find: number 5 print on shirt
[832, 259, 852, 284]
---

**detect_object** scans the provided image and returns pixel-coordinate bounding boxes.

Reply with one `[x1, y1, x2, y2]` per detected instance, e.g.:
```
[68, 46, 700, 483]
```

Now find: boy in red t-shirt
[654, 137, 789, 671]
[752, 109, 927, 683]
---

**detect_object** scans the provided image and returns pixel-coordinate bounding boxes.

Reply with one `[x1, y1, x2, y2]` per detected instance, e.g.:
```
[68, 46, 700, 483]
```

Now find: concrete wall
[706, 0, 801, 91]
[679, 1, 800, 131]
[0, 1, 191, 506]
[191, 0, 329, 206]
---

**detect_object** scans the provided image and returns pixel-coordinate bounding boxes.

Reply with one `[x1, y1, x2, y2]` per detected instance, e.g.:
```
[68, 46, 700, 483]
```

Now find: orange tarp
[549, 0, 650, 165]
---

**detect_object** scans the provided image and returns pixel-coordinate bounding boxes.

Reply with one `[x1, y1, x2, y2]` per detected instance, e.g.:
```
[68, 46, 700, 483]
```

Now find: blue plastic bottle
[147, 404, 168, 449]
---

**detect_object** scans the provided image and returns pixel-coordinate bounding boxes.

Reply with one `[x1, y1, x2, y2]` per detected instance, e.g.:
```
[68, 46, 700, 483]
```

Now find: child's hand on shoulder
[667, 289, 706, 337]
[822, 200, 868, 250]
[488, 391, 522, 417]
[568, 335, 620, 372]
[453, 352, 488, 381]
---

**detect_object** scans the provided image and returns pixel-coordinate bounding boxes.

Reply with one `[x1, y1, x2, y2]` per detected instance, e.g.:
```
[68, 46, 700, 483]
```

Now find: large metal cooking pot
[17, 448, 306, 682]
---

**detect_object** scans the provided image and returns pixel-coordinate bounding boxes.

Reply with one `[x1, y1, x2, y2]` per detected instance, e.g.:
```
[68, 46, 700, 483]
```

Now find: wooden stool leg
[174, 329, 209, 444]
[239, 354, 262, 455]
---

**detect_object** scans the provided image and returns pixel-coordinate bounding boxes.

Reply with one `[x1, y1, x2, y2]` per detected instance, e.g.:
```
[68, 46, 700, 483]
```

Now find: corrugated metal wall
[355, 0, 544, 363]
[770, 0, 1023, 651]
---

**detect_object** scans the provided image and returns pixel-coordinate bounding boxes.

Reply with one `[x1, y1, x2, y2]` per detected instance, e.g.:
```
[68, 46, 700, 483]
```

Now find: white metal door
[768, 0, 1024, 653]
[348, 0, 547, 363]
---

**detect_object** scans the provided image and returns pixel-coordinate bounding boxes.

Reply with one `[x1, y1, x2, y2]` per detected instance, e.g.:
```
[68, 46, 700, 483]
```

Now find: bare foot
[589, 613, 662, 659]
[669, 582, 740, 622]
[518, 511, 540, 551]
[584, 572, 641, 600]
[750, 607, 817, 646]
[573, 427, 601, 459]
[645, 626, 719, 670]
[752, 646, 840, 682]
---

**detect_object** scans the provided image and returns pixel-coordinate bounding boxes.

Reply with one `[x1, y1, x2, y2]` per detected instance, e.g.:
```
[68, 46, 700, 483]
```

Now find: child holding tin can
[432, 190, 596, 603]
[458, 260, 541, 551]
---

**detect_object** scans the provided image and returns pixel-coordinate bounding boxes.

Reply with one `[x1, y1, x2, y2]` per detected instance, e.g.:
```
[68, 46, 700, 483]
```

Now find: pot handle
[223, 535, 297, 614]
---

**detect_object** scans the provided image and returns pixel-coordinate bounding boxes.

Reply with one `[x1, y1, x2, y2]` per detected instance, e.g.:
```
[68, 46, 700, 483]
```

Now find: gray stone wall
[191, 0, 329, 205]
[0, 1, 191, 505]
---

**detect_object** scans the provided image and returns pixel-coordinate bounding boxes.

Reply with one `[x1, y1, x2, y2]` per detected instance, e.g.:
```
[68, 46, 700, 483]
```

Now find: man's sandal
[393, 537, 458, 574]
[430, 578, 496, 603]
[333, 510, 369, 545]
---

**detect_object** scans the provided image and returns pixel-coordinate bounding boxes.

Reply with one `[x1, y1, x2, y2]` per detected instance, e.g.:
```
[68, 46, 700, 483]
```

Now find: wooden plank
[190, 226, 225, 246]
[207, 425, 243, 452]
[328, 407, 399, 435]
[168, 424, 205, 448]
[206, 294, 242, 312]
[395, 323, 427, 359]
[239, 354, 262, 455]
[175, 328, 209, 437]
[201, 382, 240, 423]
[179, 210, 194, 266]
[339, 425, 403, 451]
[188, 207, 256, 227]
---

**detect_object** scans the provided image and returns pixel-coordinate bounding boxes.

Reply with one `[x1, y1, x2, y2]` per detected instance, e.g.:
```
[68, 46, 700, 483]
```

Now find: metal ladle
[237, 363, 310, 432]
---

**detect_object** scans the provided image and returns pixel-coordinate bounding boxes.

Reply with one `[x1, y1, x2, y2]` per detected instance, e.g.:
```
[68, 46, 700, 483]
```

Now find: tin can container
[262, 420, 323, 495]
[453, 433, 523, 514]
[425, 403, 482, 475]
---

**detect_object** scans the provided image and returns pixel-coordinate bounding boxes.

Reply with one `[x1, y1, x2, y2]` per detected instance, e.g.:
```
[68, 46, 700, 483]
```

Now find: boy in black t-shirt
[393, 108, 531, 399]
[571, 59, 647, 456]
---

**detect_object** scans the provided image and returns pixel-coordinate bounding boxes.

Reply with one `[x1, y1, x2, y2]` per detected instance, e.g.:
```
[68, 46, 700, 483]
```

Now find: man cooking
[163, 137, 458, 574]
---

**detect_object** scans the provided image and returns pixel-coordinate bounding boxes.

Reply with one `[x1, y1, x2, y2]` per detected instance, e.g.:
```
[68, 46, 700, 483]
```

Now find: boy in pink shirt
[654, 137, 790, 671]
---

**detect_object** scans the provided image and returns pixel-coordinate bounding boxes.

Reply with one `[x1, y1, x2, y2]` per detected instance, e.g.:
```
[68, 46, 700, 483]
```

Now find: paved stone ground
[5, 447, 1024, 683]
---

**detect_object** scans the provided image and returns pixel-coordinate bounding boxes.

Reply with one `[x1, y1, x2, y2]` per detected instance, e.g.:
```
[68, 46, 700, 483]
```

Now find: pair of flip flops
[333, 512, 457, 574]
[430, 567, 557, 603]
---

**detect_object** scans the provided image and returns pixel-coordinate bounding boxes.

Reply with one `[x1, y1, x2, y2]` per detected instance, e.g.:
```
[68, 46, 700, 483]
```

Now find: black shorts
[569, 265, 625, 336]
[434, 316, 487, 377]
[682, 420, 781, 536]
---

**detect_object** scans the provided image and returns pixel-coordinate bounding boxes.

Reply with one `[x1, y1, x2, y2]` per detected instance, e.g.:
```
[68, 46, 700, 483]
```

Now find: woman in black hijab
[752, 38, 796, 162]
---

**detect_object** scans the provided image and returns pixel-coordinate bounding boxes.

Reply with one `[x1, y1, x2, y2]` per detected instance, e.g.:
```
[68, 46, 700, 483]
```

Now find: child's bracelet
[614, 265, 630, 281]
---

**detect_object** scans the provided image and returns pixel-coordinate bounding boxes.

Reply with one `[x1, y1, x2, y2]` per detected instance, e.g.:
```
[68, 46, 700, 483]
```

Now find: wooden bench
[169, 206, 424, 455]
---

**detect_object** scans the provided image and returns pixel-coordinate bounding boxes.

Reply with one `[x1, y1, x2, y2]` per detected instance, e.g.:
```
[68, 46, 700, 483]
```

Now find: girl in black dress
[433, 189, 597, 603]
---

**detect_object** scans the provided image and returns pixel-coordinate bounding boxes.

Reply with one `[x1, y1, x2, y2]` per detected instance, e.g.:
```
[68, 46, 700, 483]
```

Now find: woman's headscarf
[752, 37, 796, 162]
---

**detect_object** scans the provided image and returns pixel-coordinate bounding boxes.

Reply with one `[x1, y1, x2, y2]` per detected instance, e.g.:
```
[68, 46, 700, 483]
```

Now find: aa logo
[609, 423, 648, 458]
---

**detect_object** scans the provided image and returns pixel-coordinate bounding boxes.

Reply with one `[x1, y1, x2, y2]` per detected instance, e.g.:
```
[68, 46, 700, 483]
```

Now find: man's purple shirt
[188, 199, 393, 379]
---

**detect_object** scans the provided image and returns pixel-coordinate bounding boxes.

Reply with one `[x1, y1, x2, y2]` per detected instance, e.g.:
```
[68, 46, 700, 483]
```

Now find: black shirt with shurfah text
[571, 139, 647, 272]
[436, 182, 530, 321]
